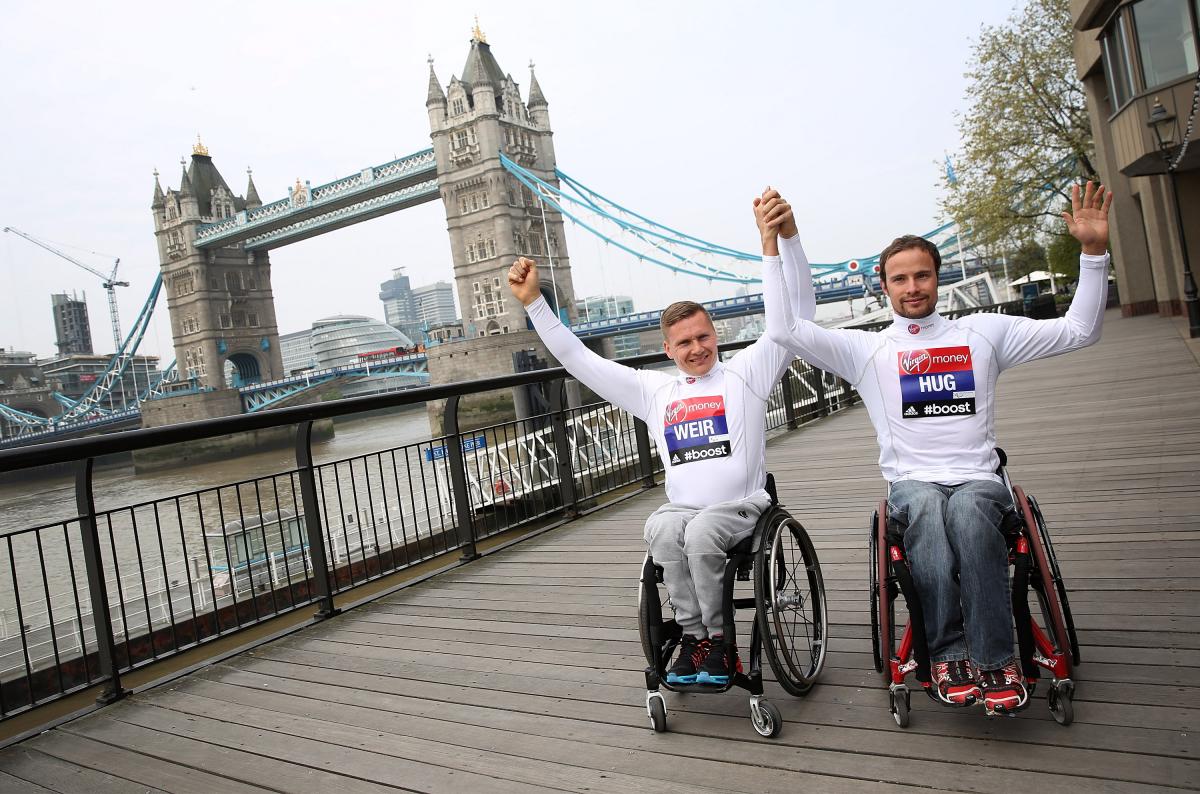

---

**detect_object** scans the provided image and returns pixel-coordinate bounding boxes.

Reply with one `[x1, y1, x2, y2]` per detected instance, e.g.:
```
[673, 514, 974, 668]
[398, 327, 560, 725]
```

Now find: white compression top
[762, 238, 1110, 484]
[523, 235, 814, 507]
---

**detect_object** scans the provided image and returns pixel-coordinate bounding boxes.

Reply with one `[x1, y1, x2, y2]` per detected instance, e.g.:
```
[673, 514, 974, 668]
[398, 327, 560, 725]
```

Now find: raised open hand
[507, 257, 541, 306]
[1062, 181, 1113, 256]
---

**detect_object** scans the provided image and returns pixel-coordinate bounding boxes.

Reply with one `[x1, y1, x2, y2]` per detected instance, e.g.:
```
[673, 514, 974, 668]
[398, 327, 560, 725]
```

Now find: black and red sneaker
[696, 634, 743, 686]
[980, 661, 1029, 716]
[931, 660, 982, 706]
[666, 634, 709, 685]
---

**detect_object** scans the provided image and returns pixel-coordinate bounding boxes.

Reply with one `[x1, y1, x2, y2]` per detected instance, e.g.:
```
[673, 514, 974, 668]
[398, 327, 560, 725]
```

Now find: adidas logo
[904, 406, 918, 417]
[671, 454, 681, 464]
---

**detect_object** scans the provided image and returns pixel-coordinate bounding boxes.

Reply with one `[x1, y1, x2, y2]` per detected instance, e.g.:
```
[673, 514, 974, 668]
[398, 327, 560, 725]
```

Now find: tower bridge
[1, 24, 991, 445]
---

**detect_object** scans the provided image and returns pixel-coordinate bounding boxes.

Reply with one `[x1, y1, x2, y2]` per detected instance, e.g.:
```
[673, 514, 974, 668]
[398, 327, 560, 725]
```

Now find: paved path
[1, 311, 1197, 792]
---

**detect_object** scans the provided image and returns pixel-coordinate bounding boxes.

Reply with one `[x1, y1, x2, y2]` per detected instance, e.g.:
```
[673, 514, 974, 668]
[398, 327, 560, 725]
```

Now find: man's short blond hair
[660, 301, 711, 337]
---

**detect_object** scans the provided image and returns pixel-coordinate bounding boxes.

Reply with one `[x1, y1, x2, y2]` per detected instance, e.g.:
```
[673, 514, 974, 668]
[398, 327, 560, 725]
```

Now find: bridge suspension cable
[500, 154, 973, 288]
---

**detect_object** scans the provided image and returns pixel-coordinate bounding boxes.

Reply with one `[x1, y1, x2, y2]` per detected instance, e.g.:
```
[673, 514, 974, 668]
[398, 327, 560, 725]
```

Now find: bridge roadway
[0, 310, 1196, 792]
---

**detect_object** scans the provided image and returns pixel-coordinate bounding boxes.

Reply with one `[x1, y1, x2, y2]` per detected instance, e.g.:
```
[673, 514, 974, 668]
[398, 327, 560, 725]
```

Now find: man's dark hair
[879, 235, 941, 282]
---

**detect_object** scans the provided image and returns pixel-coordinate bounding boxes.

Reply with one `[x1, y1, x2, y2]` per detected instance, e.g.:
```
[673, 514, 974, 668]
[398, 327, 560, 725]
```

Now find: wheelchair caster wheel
[890, 685, 910, 728]
[1048, 680, 1074, 726]
[750, 697, 782, 738]
[647, 692, 667, 733]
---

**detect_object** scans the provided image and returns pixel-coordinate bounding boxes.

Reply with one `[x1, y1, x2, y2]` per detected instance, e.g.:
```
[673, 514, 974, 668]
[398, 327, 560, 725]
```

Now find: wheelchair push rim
[754, 512, 828, 696]
[1014, 485, 1074, 680]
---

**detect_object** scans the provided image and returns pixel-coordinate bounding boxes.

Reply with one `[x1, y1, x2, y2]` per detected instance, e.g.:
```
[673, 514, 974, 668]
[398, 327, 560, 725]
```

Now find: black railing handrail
[0, 340, 757, 473]
[1, 298, 1024, 473]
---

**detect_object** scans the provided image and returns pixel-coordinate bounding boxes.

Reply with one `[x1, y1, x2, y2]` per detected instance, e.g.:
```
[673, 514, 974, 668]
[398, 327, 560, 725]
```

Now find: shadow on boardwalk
[1, 311, 1197, 793]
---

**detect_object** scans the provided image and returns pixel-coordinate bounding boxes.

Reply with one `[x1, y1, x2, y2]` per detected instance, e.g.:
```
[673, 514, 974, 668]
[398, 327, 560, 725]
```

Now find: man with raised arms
[506, 200, 809, 685]
[755, 182, 1112, 715]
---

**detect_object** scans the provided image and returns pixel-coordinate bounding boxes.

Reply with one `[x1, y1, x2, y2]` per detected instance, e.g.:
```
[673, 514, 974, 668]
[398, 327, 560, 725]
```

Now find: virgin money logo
[664, 400, 688, 425]
[908, 324, 920, 335]
[899, 349, 932, 375]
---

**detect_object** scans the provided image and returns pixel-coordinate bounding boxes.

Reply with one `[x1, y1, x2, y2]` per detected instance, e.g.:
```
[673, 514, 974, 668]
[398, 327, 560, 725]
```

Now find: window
[172, 271, 195, 297]
[244, 274, 257, 290]
[232, 311, 246, 328]
[453, 130, 468, 150]
[452, 97, 466, 115]
[473, 280, 506, 321]
[1133, 0, 1198, 90]
[219, 313, 232, 329]
[225, 271, 242, 291]
[248, 312, 260, 328]
[210, 277, 220, 291]
[1102, 13, 1135, 107]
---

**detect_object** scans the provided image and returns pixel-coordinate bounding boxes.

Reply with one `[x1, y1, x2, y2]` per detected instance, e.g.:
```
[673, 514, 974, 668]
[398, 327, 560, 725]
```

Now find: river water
[0, 405, 450, 657]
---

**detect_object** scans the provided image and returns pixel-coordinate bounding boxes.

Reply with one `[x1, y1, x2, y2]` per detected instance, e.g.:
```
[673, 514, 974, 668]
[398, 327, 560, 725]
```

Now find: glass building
[310, 316, 415, 370]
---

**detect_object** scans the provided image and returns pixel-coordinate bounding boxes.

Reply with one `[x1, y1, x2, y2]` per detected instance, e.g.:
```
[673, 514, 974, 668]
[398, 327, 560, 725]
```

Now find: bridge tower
[151, 140, 284, 394]
[427, 24, 577, 336]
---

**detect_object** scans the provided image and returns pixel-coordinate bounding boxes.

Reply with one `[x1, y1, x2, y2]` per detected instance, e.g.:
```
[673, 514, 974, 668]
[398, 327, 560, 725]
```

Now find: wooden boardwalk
[1, 311, 1197, 793]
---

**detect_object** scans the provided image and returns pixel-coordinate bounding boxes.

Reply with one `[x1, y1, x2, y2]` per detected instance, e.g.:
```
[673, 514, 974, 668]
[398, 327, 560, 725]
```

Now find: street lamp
[1147, 99, 1200, 338]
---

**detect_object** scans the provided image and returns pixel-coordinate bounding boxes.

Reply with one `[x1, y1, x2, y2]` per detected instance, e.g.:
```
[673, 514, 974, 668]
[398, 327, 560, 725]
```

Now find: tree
[943, 0, 1096, 253]
[1046, 232, 1082, 282]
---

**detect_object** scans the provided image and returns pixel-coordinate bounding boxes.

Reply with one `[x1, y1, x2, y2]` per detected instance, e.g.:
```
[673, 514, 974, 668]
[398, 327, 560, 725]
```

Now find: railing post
[75, 457, 125, 705]
[838, 377, 855, 408]
[547, 379, 579, 517]
[443, 395, 479, 561]
[781, 365, 799, 430]
[634, 418, 656, 489]
[807, 365, 828, 418]
[295, 421, 339, 619]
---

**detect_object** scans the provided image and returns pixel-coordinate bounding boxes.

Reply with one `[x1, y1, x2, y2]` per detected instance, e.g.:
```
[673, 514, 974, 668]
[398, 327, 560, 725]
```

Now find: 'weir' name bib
[664, 396, 731, 465]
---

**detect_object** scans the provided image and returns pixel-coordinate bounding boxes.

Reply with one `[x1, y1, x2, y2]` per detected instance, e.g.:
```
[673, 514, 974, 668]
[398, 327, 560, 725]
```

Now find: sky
[0, 0, 1024, 361]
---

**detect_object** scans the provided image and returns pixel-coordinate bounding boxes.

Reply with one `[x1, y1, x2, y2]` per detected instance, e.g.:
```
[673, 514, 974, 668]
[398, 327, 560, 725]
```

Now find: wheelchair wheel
[873, 501, 892, 686]
[751, 698, 783, 738]
[1014, 486, 1074, 677]
[1026, 493, 1082, 665]
[637, 554, 679, 672]
[754, 511, 828, 696]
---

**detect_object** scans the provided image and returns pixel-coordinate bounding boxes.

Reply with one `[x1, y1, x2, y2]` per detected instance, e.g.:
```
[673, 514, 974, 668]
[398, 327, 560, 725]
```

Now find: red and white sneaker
[980, 661, 1029, 716]
[931, 660, 982, 706]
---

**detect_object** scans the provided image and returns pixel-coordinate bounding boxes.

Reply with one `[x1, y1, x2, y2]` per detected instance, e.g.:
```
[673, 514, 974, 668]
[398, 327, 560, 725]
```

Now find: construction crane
[3, 226, 129, 352]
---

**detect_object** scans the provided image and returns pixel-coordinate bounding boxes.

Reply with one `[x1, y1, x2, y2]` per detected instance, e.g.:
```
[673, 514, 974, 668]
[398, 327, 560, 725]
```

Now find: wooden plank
[0, 746, 167, 794]
[2, 311, 1197, 792]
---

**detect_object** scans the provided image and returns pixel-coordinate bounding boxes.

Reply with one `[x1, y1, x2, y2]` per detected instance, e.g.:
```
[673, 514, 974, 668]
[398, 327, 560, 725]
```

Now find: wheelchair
[637, 474, 828, 738]
[869, 450, 1081, 727]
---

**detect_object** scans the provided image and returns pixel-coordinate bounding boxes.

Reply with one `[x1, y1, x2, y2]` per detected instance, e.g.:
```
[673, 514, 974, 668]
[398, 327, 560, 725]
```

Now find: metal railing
[0, 300, 1033, 721]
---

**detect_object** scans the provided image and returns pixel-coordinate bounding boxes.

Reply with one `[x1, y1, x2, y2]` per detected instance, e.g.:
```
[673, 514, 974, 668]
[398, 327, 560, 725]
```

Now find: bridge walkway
[0, 311, 1197, 792]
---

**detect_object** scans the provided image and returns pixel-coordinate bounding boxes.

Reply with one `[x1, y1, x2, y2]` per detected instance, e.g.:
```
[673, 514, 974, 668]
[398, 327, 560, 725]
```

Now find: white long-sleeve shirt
[524, 235, 814, 507]
[763, 237, 1110, 484]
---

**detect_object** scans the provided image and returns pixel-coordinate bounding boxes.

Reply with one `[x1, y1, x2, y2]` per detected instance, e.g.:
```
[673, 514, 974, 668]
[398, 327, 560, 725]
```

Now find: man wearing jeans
[755, 182, 1112, 715]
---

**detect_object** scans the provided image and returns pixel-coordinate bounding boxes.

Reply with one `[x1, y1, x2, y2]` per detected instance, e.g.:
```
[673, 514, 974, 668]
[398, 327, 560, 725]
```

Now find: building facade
[279, 329, 316, 375]
[413, 281, 458, 330]
[40, 354, 160, 407]
[0, 349, 58, 439]
[1072, 0, 1200, 318]
[309, 315, 416, 370]
[51, 292, 93, 355]
[379, 268, 421, 341]
[151, 140, 284, 391]
[426, 26, 577, 339]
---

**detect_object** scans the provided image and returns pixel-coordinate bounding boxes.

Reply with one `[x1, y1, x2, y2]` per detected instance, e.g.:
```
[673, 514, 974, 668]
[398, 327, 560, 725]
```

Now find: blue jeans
[888, 479, 1015, 671]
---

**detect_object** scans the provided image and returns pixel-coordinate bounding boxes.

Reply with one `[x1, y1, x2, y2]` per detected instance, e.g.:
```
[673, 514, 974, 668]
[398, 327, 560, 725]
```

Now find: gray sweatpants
[643, 492, 772, 638]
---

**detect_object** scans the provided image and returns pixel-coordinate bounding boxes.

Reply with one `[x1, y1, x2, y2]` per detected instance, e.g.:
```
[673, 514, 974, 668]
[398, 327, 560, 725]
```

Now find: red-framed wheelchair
[869, 450, 1081, 727]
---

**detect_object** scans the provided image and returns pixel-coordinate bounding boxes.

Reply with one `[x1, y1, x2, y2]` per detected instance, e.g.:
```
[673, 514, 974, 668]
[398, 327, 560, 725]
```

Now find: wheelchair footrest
[732, 597, 756, 610]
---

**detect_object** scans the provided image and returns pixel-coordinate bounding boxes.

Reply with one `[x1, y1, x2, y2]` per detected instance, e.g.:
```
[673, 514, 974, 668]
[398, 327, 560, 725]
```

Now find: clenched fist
[507, 257, 542, 306]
